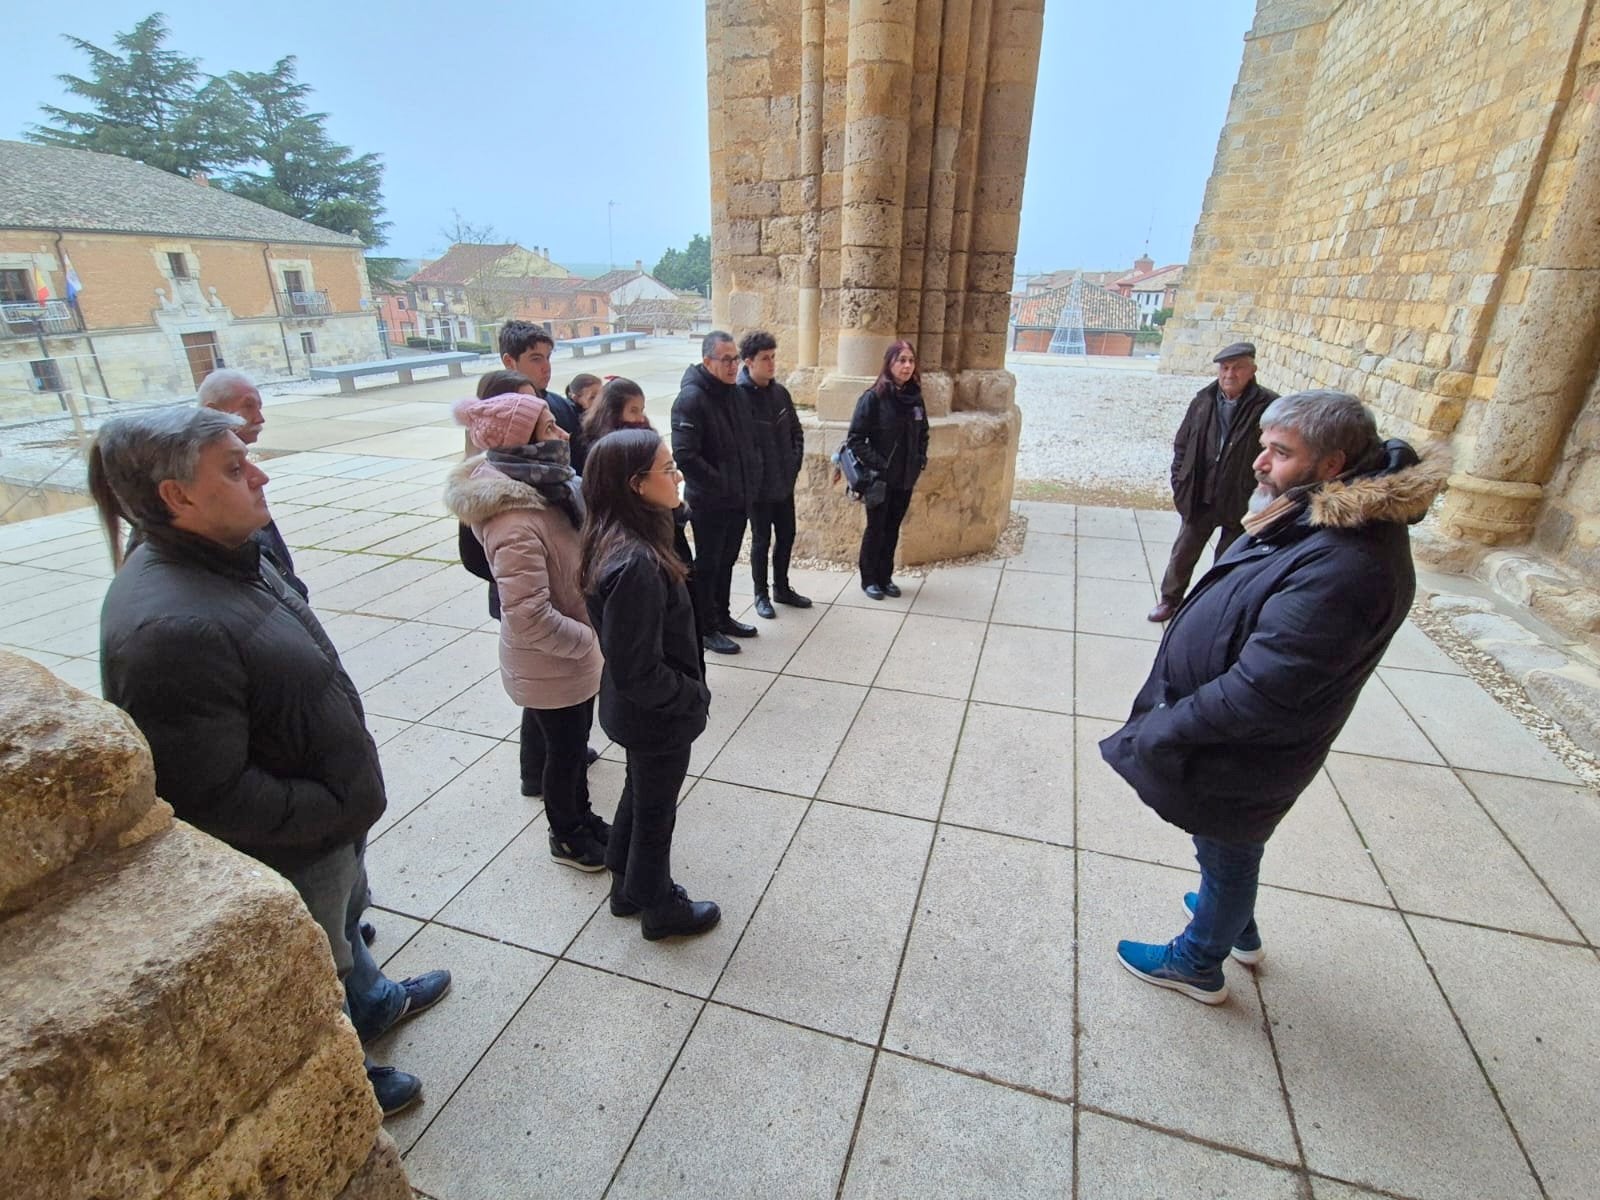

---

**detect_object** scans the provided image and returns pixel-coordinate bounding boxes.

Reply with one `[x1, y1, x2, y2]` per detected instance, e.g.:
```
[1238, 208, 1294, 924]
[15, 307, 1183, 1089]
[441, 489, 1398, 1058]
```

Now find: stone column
[1440, 102, 1600, 545]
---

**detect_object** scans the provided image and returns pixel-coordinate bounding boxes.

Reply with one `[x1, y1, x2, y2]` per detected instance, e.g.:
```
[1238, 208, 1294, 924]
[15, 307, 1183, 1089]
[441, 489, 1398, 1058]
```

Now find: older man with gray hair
[90, 406, 452, 1116]
[1101, 389, 1445, 1007]
[194, 369, 307, 597]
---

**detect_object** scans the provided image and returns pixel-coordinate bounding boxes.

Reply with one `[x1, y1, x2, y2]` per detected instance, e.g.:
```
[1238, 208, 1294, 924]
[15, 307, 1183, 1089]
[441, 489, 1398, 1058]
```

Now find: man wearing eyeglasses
[671, 330, 762, 655]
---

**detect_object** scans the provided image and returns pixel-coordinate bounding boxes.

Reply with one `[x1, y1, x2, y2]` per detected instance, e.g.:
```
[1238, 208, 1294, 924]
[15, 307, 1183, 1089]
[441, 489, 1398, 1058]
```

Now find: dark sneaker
[773, 585, 812, 608]
[1116, 939, 1227, 1005]
[862, 583, 885, 600]
[642, 885, 721, 941]
[549, 829, 607, 872]
[882, 580, 902, 598]
[360, 969, 453, 1043]
[1183, 892, 1264, 965]
[703, 631, 741, 655]
[753, 593, 777, 620]
[359, 920, 377, 947]
[720, 616, 758, 638]
[584, 810, 612, 846]
[609, 871, 641, 917]
[368, 1065, 422, 1117]
[584, 745, 600, 766]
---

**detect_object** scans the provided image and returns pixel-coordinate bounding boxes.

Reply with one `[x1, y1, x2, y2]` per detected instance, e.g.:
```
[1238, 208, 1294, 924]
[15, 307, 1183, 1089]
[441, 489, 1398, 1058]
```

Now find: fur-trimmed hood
[1308, 440, 1449, 528]
[443, 456, 553, 527]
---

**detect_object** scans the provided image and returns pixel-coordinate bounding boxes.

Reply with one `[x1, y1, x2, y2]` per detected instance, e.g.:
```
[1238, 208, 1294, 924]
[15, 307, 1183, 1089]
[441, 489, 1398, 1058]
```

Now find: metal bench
[309, 351, 480, 394]
[562, 332, 649, 358]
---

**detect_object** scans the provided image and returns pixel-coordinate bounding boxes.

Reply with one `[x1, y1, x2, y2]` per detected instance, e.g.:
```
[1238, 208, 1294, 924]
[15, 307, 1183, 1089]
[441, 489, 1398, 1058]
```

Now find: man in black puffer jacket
[1100, 389, 1445, 1007]
[671, 330, 761, 655]
[738, 329, 810, 619]
[93, 406, 451, 1117]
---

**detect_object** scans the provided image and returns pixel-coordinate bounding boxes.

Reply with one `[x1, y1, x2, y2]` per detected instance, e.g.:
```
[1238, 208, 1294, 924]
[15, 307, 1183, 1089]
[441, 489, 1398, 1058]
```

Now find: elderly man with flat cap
[1148, 342, 1280, 623]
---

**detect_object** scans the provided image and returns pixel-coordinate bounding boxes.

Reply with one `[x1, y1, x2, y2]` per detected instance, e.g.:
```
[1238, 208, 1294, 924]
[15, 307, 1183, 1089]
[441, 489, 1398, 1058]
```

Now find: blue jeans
[287, 841, 406, 1039]
[1171, 835, 1264, 975]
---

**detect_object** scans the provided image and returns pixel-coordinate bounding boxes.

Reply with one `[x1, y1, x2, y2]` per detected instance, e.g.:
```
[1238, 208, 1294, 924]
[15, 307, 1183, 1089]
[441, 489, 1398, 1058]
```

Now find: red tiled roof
[1115, 263, 1185, 292]
[1010, 279, 1140, 332]
[408, 243, 520, 284]
[587, 269, 643, 292]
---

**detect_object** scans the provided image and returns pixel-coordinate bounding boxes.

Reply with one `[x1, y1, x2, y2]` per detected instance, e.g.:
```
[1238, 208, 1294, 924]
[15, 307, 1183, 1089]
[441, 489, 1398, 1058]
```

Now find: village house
[1009, 276, 1141, 354]
[404, 243, 569, 347]
[0, 139, 380, 415]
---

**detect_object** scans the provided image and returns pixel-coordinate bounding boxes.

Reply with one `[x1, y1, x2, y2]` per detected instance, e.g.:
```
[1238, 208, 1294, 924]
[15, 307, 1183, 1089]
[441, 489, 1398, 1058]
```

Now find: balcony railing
[278, 289, 331, 316]
[1, 300, 78, 336]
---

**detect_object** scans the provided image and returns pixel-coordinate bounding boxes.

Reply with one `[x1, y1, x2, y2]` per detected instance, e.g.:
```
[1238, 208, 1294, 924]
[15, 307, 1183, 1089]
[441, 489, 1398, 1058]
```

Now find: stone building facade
[706, 0, 1044, 564]
[1163, 0, 1600, 592]
[0, 140, 378, 416]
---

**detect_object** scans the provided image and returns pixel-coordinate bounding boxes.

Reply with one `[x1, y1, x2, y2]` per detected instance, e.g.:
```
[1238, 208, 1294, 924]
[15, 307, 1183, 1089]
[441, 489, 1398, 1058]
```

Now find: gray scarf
[486, 441, 584, 528]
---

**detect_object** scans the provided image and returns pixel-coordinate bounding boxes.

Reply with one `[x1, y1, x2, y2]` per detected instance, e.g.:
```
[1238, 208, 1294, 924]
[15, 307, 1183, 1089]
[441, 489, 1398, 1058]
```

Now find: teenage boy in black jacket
[671, 330, 762, 655]
[737, 330, 811, 619]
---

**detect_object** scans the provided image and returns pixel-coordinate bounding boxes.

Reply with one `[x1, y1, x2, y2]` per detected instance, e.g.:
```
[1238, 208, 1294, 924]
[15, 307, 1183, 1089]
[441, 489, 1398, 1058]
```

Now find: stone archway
[706, 0, 1046, 565]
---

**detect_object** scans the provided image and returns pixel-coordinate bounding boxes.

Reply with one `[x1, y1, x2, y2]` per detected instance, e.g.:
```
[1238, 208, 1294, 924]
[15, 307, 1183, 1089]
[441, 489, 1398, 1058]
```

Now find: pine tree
[653, 234, 711, 294]
[28, 13, 244, 177]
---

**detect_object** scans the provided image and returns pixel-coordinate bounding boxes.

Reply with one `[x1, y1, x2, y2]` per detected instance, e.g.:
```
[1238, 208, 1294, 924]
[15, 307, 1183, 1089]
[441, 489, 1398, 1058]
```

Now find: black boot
[641, 884, 721, 941]
[754, 593, 777, 619]
[772, 584, 812, 608]
[609, 871, 641, 917]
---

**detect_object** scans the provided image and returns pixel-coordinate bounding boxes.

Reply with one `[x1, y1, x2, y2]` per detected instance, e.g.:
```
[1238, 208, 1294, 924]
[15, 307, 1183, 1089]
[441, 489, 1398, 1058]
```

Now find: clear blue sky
[4, 1, 1255, 274]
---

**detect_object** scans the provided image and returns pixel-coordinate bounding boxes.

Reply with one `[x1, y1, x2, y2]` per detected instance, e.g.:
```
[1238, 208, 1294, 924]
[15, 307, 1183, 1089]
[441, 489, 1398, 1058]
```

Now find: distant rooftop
[0, 140, 363, 248]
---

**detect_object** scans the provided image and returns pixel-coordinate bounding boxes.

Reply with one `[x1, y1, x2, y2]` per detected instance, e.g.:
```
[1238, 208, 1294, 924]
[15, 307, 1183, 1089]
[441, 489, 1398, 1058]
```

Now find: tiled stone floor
[5, 450, 1600, 1199]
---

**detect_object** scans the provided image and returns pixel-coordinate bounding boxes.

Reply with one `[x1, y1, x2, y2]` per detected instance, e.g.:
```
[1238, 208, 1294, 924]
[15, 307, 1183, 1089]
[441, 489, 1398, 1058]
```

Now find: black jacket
[738, 365, 804, 503]
[1170, 379, 1279, 525]
[587, 542, 710, 752]
[128, 519, 307, 600]
[846, 382, 929, 492]
[541, 388, 583, 441]
[671, 364, 760, 514]
[1100, 442, 1446, 844]
[100, 526, 387, 875]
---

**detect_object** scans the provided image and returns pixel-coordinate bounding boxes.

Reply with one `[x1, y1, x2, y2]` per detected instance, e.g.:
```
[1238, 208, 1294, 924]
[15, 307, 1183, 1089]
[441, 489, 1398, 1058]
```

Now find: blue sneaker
[1116, 939, 1228, 1005]
[1183, 892, 1264, 966]
[359, 969, 452, 1043]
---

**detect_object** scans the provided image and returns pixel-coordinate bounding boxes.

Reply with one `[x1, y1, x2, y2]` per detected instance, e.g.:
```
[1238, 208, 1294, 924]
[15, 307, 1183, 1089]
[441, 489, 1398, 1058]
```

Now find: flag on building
[34, 266, 50, 304]
[63, 252, 82, 303]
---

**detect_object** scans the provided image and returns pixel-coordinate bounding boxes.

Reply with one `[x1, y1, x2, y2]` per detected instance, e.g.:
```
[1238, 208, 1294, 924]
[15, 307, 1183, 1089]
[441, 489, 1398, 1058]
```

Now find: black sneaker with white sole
[549, 828, 607, 872]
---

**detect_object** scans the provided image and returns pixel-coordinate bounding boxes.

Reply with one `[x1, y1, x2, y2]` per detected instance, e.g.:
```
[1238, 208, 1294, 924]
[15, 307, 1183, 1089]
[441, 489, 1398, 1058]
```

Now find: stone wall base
[335, 1130, 413, 1200]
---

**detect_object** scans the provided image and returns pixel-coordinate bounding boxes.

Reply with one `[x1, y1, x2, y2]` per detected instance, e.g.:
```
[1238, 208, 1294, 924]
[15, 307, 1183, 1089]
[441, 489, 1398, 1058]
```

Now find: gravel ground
[1012, 356, 1209, 507]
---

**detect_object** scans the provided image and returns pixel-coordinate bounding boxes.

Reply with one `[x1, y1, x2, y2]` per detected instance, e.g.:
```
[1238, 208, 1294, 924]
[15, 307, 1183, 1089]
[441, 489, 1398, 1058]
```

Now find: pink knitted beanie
[452, 391, 547, 451]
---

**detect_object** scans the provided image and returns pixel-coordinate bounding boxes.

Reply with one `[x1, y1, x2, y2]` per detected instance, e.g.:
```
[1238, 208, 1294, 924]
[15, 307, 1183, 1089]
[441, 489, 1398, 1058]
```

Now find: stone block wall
[0, 652, 409, 1200]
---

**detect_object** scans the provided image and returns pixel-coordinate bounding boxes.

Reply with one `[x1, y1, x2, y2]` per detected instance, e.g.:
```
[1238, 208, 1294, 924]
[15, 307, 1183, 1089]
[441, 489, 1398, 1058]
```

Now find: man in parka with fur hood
[1100, 389, 1446, 1006]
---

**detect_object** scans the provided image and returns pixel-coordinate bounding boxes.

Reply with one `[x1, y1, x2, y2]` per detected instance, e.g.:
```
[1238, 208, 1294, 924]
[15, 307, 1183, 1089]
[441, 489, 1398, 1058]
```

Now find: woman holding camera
[845, 339, 929, 599]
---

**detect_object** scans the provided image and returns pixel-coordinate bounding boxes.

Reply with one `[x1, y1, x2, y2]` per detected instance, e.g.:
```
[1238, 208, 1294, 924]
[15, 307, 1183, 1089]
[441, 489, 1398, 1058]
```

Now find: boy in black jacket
[737, 330, 811, 619]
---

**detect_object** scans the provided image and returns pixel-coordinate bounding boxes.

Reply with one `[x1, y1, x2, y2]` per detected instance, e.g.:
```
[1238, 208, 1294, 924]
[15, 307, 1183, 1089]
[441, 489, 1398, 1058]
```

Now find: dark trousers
[606, 743, 693, 909]
[520, 707, 546, 787]
[859, 487, 913, 587]
[526, 698, 595, 837]
[690, 508, 748, 630]
[749, 496, 796, 596]
[1158, 511, 1241, 605]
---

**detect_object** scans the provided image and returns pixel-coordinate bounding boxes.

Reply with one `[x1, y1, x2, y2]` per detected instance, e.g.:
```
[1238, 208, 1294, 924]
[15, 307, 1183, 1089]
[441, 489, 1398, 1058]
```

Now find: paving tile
[295, 549, 390, 594]
[1075, 576, 1161, 641]
[1076, 506, 1141, 540]
[357, 562, 482, 620]
[1460, 770, 1600, 942]
[433, 759, 628, 956]
[716, 801, 932, 1043]
[818, 689, 966, 820]
[1076, 853, 1297, 1162]
[886, 826, 1074, 1094]
[0, 576, 108, 625]
[1380, 619, 1467, 675]
[1261, 889, 1539, 1200]
[1074, 716, 1190, 869]
[831, 572, 923, 609]
[338, 619, 467, 692]
[366, 924, 554, 1153]
[1005, 531, 1076, 575]
[403, 962, 698, 1200]
[1, 644, 70, 669]
[324, 426, 463, 459]
[1075, 534, 1153, 582]
[1014, 499, 1076, 534]
[990, 569, 1075, 630]
[907, 564, 1002, 621]
[363, 714, 410, 745]
[1331, 674, 1445, 764]
[610, 1004, 870, 1199]
[971, 623, 1074, 713]
[368, 908, 425, 966]
[28, 619, 103, 657]
[1252, 770, 1392, 905]
[1409, 917, 1600, 1200]
[776, 566, 852, 606]
[784, 604, 904, 685]
[1327, 754, 1579, 938]
[945, 703, 1074, 844]
[1309, 1180, 1394, 1200]
[5, 595, 103, 652]
[1133, 507, 1182, 539]
[691, 663, 776, 776]
[359, 630, 498, 722]
[1073, 633, 1155, 720]
[726, 595, 826, 673]
[412, 536, 460, 561]
[312, 556, 444, 613]
[873, 614, 985, 699]
[566, 779, 808, 997]
[1077, 1112, 1302, 1198]
[318, 513, 441, 553]
[46, 655, 103, 697]
[703, 675, 867, 797]
[415, 582, 495, 630]
[365, 742, 538, 918]
[416, 672, 521, 739]
[369, 723, 499, 839]
[1380, 668, 1577, 783]
[840, 1054, 1074, 1200]
[319, 612, 402, 658]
